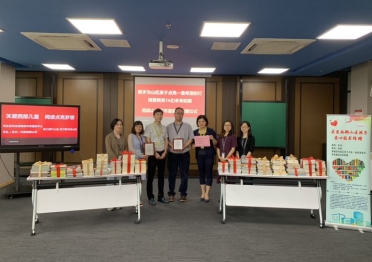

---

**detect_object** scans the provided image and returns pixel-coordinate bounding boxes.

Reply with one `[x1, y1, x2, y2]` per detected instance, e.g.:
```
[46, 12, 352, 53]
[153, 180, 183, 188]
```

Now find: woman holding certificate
[192, 115, 217, 203]
[216, 120, 237, 183]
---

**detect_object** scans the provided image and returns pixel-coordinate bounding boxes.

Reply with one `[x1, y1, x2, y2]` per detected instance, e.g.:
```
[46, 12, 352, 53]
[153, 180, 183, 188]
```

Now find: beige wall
[14, 72, 341, 168]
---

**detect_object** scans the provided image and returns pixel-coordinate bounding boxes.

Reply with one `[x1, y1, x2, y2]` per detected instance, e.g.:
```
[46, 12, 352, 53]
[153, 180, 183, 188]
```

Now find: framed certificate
[173, 138, 184, 151]
[194, 136, 210, 147]
[144, 142, 155, 156]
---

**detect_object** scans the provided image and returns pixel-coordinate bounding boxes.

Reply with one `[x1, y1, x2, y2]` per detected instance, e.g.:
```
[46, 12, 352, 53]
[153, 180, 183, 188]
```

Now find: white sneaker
[107, 208, 115, 211]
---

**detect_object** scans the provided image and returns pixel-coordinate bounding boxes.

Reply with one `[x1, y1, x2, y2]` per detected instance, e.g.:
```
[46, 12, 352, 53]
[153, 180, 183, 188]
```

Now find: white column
[0, 63, 15, 188]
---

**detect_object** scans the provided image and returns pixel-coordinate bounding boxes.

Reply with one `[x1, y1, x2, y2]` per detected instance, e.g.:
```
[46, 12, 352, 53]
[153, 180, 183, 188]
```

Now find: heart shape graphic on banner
[332, 158, 365, 182]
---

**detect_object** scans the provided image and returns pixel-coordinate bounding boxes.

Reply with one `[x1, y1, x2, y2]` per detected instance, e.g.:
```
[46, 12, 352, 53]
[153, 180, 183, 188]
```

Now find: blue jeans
[168, 151, 190, 197]
[196, 155, 214, 186]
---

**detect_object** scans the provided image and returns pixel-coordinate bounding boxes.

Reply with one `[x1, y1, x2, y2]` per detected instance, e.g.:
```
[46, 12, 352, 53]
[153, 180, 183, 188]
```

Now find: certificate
[194, 136, 210, 147]
[144, 142, 155, 156]
[173, 138, 184, 151]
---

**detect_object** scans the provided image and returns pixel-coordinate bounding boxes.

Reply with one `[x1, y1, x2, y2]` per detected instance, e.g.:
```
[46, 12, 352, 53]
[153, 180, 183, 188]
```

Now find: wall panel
[57, 74, 103, 162]
[294, 78, 340, 159]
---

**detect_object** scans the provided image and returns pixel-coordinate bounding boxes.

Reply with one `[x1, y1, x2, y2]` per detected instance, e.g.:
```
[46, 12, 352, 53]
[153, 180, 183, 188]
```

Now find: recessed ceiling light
[67, 18, 122, 34]
[0, 29, 4, 33]
[167, 45, 179, 49]
[317, 24, 372, 40]
[42, 64, 75, 70]
[200, 22, 250, 37]
[258, 68, 289, 74]
[118, 66, 145, 72]
[190, 67, 216, 73]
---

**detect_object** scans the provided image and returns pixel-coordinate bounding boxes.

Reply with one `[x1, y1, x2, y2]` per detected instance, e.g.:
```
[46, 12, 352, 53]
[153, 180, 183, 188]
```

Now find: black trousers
[146, 151, 166, 200]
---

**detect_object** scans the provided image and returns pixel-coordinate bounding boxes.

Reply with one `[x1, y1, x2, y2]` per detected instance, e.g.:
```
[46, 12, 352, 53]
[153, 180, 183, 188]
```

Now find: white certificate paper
[173, 138, 184, 151]
[144, 142, 155, 156]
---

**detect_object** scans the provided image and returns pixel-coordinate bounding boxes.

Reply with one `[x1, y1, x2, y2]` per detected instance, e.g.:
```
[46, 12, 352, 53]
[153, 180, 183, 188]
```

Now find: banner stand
[325, 114, 371, 233]
[325, 222, 372, 233]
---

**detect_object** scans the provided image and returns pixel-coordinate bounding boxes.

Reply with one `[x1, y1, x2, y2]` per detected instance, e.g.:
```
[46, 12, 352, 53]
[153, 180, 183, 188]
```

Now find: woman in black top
[236, 121, 255, 158]
[192, 115, 217, 203]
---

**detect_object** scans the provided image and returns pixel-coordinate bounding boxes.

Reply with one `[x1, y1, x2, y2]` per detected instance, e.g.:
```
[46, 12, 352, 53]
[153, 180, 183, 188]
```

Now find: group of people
[105, 107, 255, 207]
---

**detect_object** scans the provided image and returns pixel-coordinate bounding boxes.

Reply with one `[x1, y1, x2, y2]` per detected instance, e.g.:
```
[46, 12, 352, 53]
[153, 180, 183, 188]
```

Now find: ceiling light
[190, 67, 216, 73]
[0, 29, 4, 32]
[42, 64, 75, 70]
[258, 68, 289, 74]
[317, 24, 372, 40]
[201, 22, 250, 37]
[167, 45, 179, 49]
[67, 18, 122, 34]
[118, 66, 145, 72]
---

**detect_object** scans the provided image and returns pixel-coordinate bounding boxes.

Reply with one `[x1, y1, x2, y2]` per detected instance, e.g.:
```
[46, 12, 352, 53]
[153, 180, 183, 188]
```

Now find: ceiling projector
[149, 60, 173, 70]
[149, 41, 173, 70]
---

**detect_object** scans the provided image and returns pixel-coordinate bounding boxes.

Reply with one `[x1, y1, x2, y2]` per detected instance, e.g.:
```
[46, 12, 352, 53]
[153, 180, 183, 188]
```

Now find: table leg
[317, 180, 324, 228]
[31, 181, 37, 236]
[135, 176, 141, 224]
[221, 176, 226, 224]
[218, 177, 223, 214]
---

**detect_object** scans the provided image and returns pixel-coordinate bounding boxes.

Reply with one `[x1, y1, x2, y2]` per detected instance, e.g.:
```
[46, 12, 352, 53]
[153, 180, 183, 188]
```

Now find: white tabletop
[218, 173, 328, 179]
[27, 173, 144, 181]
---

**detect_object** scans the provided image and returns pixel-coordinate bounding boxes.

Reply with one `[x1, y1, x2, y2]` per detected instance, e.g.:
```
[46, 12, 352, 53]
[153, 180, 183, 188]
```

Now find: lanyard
[222, 136, 227, 151]
[136, 135, 144, 152]
[241, 137, 248, 153]
[173, 122, 183, 135]
[153, 122, 162, 140]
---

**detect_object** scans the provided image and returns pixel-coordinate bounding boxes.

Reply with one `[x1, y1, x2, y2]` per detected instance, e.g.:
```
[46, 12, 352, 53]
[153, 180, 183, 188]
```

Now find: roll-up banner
[325, 115, 371, 232]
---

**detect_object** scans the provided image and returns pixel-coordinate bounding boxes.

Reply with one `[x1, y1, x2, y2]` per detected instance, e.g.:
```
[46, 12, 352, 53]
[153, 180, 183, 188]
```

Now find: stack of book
[301, 157, 317, 176]
[50, 163, 67, 178]
[30, 161, 52, 177]
[315, 160, 327, 176]
[271, 155, 287, 176]
[241, 156, 257, 175]
[110, 158, 122, 174]
[82, 158, 94, 176]
[121, 151, 135, 174]
[95, 153, 110, 176]
[227, 156, 241, 174]
[256, 157, 271, 175]
[66, 165, 83, 177]
[285, 154, 306, 176]
[218, 161, 229, 174]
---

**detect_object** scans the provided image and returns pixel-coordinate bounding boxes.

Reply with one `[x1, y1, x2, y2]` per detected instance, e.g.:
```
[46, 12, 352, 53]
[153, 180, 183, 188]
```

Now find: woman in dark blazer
[192, 115, 217, 203]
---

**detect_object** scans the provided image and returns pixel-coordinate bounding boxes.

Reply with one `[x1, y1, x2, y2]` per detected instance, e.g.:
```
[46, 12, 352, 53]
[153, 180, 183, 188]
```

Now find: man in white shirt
[144, 108, 169, 206]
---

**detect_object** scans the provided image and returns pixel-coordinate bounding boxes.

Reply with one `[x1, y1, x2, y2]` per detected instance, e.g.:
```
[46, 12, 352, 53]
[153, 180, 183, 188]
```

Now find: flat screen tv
[0, 103, 80, 153]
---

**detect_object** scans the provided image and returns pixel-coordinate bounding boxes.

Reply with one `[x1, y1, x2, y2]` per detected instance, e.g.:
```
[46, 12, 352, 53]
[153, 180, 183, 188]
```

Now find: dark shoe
[180, 196, 187, 202]
[158, 197, 169, 204]
[168, 195, 174, 202]
[149, 198, 156, 206]
[200, 198, 205, 201]
[204, 199, 210, 203]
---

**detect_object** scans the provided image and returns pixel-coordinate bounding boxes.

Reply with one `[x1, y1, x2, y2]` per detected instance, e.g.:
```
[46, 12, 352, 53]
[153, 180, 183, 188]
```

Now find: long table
[27, 173, 144, 236]
[218, 173, 328, 227]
